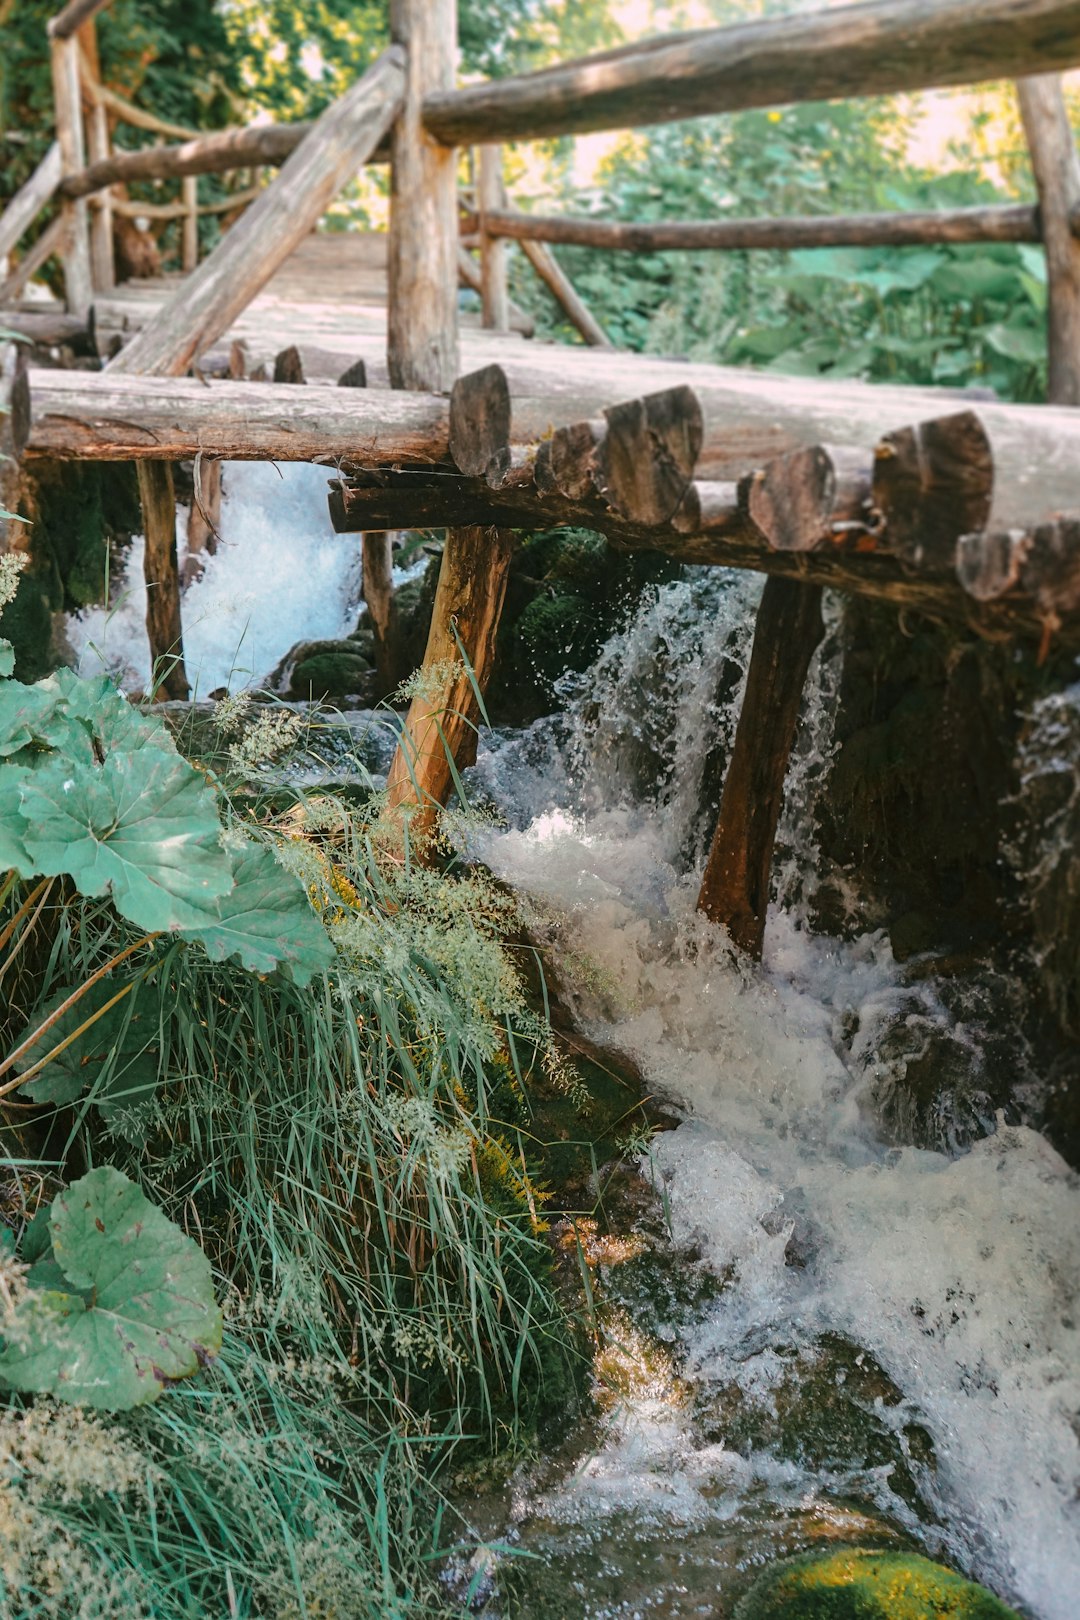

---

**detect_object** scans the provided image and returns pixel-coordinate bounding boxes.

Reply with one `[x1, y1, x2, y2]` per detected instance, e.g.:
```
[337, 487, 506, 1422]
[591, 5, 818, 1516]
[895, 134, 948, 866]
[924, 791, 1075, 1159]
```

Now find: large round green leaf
[186, 838, 336, 983]
[14, 981, 160, 1135]
[0, 1167, 222, 1410]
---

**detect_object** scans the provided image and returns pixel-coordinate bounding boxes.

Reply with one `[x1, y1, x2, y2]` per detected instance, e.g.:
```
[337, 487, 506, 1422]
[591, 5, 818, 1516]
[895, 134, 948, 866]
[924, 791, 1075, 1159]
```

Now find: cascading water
[64, 465, 1080, 1619]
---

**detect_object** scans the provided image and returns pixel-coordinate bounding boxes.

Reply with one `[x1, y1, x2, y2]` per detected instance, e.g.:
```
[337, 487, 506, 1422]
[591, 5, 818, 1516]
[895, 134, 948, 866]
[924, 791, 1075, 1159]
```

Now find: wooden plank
[48, 0, 112, 39]
[471, 202, 1054, 253]
[520, 237, 612, 347]
[385, 525, 516, 843]
[50, 36, 93, 320]
[697, 577, 825, 958]
[0, 145, 63, 265]
[479, 146, 510, 331]
[108, 47, 405, 379]
[1017, 75, 1080, 404]
[424, 0, 1080, 146]
[387, 0, 459, 391]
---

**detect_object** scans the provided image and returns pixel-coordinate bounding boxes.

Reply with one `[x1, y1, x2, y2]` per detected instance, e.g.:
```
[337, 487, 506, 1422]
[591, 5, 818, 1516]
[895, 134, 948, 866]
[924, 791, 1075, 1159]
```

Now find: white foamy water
[67, 463, 362, 695]
[467, 577, 1080, 1620]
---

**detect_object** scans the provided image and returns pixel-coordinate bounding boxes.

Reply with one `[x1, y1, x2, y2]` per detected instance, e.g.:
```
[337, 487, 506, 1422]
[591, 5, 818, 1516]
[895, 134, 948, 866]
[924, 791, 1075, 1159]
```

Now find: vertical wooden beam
[79, 22, 116, 294]
[1017, 75, 1080, 404]
[136, 460, 188, 699]
[1, 344, 30, 553]
[479, 145, 510, 331]
[385, 525, 514, 844]
[697, 576, 824, 960]
[519, 236, 612, 348]
[181, 455, 221, 588]
[362, 532, 403, 699]
[181, 175, 198, 273]
[49, 34, 93, 319]
[387, 0, 459, 391]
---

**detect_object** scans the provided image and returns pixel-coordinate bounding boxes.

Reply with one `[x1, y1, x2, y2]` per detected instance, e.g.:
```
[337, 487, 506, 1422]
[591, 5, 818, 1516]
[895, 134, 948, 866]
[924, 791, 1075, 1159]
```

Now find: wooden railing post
[181, 175, 199, 272]
[478, 145, 509, 332]
[48, 32, 93, 318]
[77, 22, 116, 294]
[387, 0, 459, 391]
[1017, 75, 1080, 404]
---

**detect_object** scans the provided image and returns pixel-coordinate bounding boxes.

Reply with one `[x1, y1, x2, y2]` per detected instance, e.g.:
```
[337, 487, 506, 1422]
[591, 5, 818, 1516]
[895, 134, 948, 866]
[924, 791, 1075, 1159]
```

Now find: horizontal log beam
[423, 0, 1080, 146]
[470, 202, 1072, 253]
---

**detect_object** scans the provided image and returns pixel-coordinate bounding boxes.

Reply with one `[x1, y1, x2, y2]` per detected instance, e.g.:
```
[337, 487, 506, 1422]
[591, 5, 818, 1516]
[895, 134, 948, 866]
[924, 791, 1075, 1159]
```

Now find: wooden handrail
[91, 187, 260, 221]
[48, 0, 112, 39]
[423, 0, 1080, 146]
[59, 119, 317, 198]
[468, 202, 1070, 253]
[77, 44, 199, 140]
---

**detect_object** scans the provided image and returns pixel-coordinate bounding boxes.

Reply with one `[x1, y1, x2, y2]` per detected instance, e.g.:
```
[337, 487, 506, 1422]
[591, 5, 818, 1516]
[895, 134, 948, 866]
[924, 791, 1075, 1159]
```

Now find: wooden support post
[479, 145, 510, 332]
[1017, 75, 1080, 404]
[1, 344, 30, 552]
[49, 34, 93, 319]
[136, 459, 188, 699]
[181, 456, 221, 588]
[387, 0, 459, 391]
[86, 100, 115, 291]
[519, 236, 612, 348]
[385, 525, 515, 844]
[181, 175, 198, 273]
[362, 532, 403, 699]
[109, 48, 404, 378]
[697, 576, 825, 959]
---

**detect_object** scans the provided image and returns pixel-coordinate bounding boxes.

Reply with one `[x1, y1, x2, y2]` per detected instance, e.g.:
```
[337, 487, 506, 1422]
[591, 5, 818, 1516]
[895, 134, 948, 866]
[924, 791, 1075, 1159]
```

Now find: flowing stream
[66, 467, 1080, 1620]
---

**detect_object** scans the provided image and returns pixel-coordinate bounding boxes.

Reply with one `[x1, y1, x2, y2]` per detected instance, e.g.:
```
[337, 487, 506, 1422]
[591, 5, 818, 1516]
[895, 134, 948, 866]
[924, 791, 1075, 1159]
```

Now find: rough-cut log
[1017, 75, 1080, 405]
[672, 479, 740, 535]
[466, 202, 1055, 253]
[1, 311, 89, 349]
[61, 121, 315, 199]
[479, 146, 510, 332]
[385, 526, 516, 841]
[337, 358, 368, 388]
[50, 36, 93, 320]
[0, 144, 63, 265]
[424, 0, 1080, 146]
[698, 578, 825, 958]
[388, 0, 458, 393]
[744, 444, 874, 551]
[48, 0, 112, 39]
[549, 416, 608, 502]
[520, 237, 612, 348]
[449, 363, 511, 477]
[181, 175, 199, 274]
[0, 214, 73, 308]
[872, 410, 994, 567]
[108, 50, 404, 380]
[86, 96, 115, 292]
[136, 460, 188, 699]
[273, 345, 305, 385]
[1, 345, 30, 549]
[362, 532, 402, 699]
[594, 386, 703, 524]
[958, 516, 1080, 651]
[181, 456, 221, 588]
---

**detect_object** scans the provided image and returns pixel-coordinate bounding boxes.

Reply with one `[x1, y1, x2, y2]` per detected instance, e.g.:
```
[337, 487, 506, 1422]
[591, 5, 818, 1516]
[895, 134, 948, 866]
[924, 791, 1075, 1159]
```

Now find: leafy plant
[0, 1167, 222, 1411]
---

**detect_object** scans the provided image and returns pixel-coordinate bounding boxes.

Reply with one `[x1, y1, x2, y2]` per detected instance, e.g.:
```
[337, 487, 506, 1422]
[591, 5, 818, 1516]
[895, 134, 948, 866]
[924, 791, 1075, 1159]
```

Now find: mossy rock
[734, 1549, 1022, 1620]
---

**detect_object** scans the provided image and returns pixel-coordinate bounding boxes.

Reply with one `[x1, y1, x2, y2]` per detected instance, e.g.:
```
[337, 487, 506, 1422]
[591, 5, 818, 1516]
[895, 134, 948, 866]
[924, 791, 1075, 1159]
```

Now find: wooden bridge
[4, 0, 1080, 957]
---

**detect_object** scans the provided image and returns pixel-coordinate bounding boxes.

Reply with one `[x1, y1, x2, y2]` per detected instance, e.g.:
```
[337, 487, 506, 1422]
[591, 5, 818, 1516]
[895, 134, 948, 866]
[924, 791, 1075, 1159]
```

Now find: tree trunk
[136, 459, 188, 699]
[1017, 74, 1080, 405]
[697, 577, 824, 958]
[49, 36, 93, 319]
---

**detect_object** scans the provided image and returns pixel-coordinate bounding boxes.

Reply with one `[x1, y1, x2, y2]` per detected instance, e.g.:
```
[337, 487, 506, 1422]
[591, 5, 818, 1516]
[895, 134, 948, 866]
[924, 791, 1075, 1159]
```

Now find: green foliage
[0, 1168, 222, 1412]
[734, 1547, 1023, 1619]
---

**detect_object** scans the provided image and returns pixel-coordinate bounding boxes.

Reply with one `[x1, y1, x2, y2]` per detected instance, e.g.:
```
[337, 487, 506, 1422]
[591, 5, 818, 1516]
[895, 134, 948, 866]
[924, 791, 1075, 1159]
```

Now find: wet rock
[269, 633, 377, 703]
[734, 1547, 1022, 1619]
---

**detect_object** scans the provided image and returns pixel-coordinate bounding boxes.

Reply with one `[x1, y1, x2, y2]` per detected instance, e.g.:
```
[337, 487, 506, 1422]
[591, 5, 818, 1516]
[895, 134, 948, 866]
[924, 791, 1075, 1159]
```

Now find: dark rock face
[268, 631, 378, 703]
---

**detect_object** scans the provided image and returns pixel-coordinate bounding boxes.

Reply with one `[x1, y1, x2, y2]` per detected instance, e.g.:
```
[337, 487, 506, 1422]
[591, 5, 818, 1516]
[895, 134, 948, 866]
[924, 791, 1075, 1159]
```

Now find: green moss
[735, 1549, 1023, 1620]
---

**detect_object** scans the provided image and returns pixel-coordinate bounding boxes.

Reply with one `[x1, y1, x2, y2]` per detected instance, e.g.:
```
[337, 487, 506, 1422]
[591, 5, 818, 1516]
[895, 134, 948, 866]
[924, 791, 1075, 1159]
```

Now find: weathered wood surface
[697, 577, 825, 958]
[136, 459, 188, 699]
[470, 202, 1060, 253]
[48, 0, 112, 38]
[519, 237, 612, 348]
[0, 310, 88, 348]
[1017, 75, 1080, 405]
[424, 0, 1080, 145]
[108, 50, 404, 380]
[0, 145, 63, 265]
[61, 120, 316, 198]
[50, 36, 93, 319]
[385, 525, 515, 840]
[1, 345, 30, 550]
[388, 0, 459, 392]
[479, 146, 510, 332]
[362, 532, 403, 698]
[0, 214, 73, 308]
[85, 96, 115, 292]
[181, 455, 221, 587]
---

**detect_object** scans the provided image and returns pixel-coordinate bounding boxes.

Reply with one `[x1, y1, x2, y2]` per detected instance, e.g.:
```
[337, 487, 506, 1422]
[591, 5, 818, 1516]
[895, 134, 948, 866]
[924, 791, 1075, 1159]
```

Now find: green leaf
[30, 670, 172, 763]
[0, 1167, 222, 1410]
[184, 838, 336, 984]
[14, 981, 160, 1131]
[0, 759, 33, 874]
[0, 640, 13, 678]
[18, 745, 234, 933]
[982, 320, 1046, 366]
[0, 678, 63, 758]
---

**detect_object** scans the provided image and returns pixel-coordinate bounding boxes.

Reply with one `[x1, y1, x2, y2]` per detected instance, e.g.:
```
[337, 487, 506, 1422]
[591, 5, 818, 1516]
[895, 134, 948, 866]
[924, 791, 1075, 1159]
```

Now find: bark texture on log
[385, 525, 515, 842]
[1017, 75, 1080, 405]
[697, 577, 824, 958]
[387, 0, 459, 393]
[467, 202, 1053, 253]
[424, 0, 1080, 145]
[136, 459, 188, 699]
[594, 385, 702, 523]
[61, 120, 316, 198]
[273, 345, 306, 385]
[449, 363, 512, 477]
[0, 144, 63, 265]
[744, 444, 874, 552]
[871, 410, 994, 567]
[109, 48, 404, 379]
